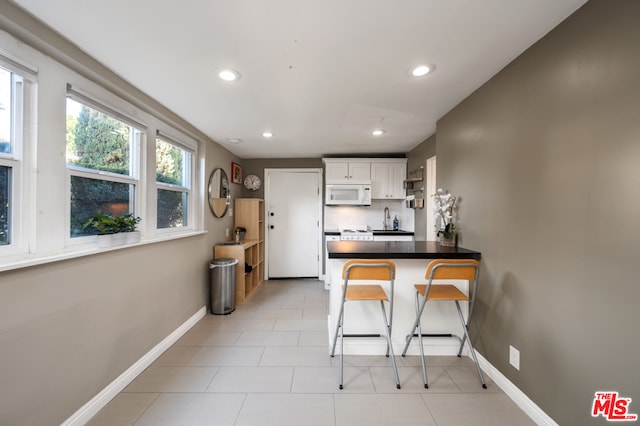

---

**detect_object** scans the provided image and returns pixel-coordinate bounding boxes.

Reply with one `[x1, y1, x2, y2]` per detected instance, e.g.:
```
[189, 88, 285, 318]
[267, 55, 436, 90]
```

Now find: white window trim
[0, 55, 35, 257]
[155, 131, 196, 234]
[67, 84, 146, 130]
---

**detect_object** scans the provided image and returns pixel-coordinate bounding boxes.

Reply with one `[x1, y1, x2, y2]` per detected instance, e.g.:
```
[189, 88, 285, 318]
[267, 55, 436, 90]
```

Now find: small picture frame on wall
[231, 162, 242, 184]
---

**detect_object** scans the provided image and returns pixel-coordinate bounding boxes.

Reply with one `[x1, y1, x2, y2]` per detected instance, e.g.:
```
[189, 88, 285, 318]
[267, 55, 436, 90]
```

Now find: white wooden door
[266, 169, 321, 278]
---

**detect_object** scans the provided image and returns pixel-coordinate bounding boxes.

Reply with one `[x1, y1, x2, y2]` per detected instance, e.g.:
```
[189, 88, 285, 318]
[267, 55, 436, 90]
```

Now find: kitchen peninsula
[326, 241, 481, 356]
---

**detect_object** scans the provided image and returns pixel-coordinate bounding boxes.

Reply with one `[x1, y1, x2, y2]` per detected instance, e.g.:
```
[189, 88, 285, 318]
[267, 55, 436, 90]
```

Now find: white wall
[324, 199, 414, 231]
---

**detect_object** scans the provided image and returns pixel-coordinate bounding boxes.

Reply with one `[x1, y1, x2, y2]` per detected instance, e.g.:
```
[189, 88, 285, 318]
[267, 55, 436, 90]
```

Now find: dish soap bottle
[393, 215, 399, 231]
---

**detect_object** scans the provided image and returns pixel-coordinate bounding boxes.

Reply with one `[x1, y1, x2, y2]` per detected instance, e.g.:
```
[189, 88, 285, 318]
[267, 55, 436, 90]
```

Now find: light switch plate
[509, 345, 520, 370]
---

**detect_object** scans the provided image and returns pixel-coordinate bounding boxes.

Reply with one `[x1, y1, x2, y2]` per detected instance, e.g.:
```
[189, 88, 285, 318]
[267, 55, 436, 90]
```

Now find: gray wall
[1, 238, 211, 425]
[435, 1, 640, 424]
[240, 158, 323, 199]
[0, 2, 240, 424]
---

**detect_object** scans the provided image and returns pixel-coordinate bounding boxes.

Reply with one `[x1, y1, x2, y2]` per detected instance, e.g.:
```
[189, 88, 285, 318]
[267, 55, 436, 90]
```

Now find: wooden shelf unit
[214, 198, 264, 303]
[214, 240, 260, 304]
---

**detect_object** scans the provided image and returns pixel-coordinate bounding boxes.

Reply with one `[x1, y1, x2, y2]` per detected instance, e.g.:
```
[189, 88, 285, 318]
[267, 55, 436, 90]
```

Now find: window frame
[0, 55, 36, 257]
[155, 131, 196, 233]
[64, 85, 145, 246]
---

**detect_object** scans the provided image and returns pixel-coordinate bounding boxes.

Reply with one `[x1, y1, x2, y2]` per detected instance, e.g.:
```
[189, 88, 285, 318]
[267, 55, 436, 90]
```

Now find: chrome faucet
[384, 207, 390, 230]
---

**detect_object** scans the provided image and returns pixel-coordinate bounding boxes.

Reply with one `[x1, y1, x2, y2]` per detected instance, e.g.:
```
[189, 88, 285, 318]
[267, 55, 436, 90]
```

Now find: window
[0, 67, 12, 155]
[156, 135, 193, 229]
[66, 93, 143, 238]
[0, 38, 203, 270]
[0, 62, 25, 248]
[0, 164, 10, 245]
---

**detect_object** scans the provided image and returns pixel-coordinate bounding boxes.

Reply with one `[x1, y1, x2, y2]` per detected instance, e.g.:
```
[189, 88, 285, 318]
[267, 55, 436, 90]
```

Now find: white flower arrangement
[432, 188, 458, 238]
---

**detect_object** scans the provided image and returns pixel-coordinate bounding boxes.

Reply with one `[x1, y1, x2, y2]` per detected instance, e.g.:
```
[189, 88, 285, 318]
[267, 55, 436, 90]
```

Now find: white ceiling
[14, 0, 586, 159]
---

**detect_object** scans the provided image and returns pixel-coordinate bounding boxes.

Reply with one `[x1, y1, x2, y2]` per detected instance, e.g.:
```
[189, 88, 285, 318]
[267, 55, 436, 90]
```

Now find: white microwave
[325, 184, 371, 206]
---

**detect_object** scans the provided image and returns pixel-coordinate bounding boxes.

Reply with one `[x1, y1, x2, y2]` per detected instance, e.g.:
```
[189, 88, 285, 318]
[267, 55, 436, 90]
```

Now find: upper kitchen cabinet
[324, 159, 371, 184]
[371, 159, 407, 199]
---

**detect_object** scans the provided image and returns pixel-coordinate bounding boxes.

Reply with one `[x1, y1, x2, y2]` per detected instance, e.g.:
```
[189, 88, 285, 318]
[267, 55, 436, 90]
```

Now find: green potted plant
[115, 212, 140, 231]
[82, 212, 142, 247]
[432, 188, 458, 247]
[118, 213, 142, 243]
[82, 213, 118, 235]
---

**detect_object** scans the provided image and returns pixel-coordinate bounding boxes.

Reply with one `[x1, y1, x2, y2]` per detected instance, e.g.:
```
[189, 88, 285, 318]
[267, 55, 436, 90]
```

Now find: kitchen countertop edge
[324, 230, 415, 236]
[327, 240, 481, 260]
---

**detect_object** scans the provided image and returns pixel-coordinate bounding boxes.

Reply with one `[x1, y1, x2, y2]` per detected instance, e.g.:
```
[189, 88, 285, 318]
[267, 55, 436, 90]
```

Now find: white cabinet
[325, 160, 371, 184]
[371, 161, 407, 199]
[324, 234, 341, 289]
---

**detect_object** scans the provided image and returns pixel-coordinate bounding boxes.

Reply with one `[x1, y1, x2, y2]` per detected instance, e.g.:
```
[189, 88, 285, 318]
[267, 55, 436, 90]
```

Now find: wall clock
[243, 174, 262, 191]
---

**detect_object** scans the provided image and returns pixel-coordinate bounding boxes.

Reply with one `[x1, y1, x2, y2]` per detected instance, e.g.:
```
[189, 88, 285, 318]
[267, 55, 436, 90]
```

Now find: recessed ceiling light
[410, 64, 433, 77]
[372, 129, 386, 136]
[262, 131, 273, 138]
[226, 138, 242, 144]
[218, 69, 240, 81]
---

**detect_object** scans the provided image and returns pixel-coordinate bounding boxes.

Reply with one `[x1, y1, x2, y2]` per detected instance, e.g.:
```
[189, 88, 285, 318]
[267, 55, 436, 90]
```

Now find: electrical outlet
[225, 228, 229, 238]
[509, 345, 520, 370]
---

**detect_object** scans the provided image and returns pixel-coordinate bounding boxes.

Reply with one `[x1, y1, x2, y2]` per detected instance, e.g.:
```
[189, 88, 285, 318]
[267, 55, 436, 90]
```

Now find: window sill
[0, 230, 207, 273]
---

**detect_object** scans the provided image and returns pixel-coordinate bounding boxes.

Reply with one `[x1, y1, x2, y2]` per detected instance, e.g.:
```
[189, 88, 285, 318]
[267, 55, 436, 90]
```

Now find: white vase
[96, 234, 114, 248]
[125, 231, 141, 244]
[96, 233, 128, 248]
[112, 233, 127, 246]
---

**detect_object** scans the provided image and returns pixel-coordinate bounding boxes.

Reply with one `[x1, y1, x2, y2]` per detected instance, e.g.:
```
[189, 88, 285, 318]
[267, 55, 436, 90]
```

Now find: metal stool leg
[402, 290, 420, 356]
[330, 300, 346, 389]
[339, 319, 344, 389]
[455, 301, 487, 388]
[415, 294, 429, 388]
[386, 291, 394, 358]
[401, 290, 429, 388]
[380, 300, 400, 389]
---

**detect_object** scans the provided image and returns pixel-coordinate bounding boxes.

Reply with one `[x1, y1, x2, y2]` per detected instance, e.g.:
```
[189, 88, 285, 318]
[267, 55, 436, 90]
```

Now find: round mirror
[208, 168, 230, 218]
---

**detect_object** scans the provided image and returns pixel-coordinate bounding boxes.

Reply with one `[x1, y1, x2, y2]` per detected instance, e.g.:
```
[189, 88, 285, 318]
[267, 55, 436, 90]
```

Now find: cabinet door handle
[270, 225, 275, 229]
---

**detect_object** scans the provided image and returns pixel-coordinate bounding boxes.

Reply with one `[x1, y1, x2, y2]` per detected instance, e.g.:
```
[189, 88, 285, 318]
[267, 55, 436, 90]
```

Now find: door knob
[270, 225, 275, 229]
[270, 212, 275, 216]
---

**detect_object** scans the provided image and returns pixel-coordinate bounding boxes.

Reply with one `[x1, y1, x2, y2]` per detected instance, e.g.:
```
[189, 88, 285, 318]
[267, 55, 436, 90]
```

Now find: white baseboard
[62, 306, 207, 426]
[475, 351, 558, 426]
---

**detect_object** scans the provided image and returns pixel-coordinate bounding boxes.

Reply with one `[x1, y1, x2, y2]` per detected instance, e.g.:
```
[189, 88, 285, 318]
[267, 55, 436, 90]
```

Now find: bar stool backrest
[425, 259, 479, 281]
[342, 259, 396, 281]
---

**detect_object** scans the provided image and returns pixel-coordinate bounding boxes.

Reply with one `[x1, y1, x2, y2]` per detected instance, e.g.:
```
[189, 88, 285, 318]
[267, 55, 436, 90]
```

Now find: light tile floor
[88, 279, 534, 425]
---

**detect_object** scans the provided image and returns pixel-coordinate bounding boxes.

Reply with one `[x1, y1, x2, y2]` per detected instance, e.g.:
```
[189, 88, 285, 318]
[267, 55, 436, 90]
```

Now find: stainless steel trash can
[209, 258, 238, 315]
